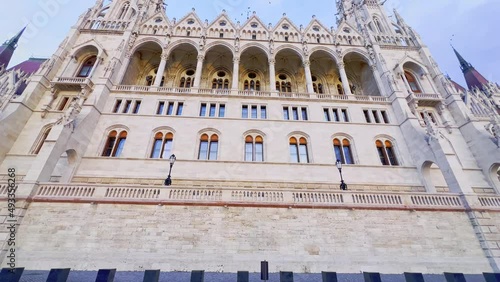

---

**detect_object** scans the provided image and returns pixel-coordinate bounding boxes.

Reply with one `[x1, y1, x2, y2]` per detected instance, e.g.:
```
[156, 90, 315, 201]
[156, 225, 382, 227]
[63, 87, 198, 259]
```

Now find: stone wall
[7, 202, 492, 273]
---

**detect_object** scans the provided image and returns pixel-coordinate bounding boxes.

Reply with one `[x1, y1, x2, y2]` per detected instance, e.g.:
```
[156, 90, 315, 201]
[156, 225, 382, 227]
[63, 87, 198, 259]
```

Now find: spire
[0, 26, 26, 68]
[452, 46, 473, 73]
[452, 46, 489, 91]
[393, 8, 406, 27]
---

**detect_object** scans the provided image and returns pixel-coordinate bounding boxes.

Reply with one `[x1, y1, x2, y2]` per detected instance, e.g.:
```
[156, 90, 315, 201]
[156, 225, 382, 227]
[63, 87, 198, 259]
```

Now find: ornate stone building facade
[0, 0, 500, 274]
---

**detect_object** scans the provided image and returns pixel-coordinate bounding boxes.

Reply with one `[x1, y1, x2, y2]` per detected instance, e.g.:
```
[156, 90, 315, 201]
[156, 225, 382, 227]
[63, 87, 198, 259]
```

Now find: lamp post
[336, 159, 347, 191]
[164, 154, 176, 186]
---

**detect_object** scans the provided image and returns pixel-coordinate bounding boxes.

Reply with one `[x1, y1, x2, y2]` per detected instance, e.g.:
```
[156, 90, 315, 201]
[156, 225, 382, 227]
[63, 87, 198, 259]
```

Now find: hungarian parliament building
[0, 0, 499, 275]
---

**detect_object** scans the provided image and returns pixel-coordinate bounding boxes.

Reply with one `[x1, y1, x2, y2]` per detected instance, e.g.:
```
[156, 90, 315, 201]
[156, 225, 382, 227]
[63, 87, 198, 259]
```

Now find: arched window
[374, 17, 384, 33]
[31, 125, 52, 155]
[376, 140, 399, 166]
[313, 83, 324, 94]
[77, 56, 97, 78]
[337, 84, 344, 95]
[211, 71, 230, 89]
[145, 68, 164, 87]
[289, 137, 309, 163]
[244, 80, 261, 91]
[150, 132, 174, 159]
[333, 138, 354, 164]
[276, 74, 292, 93]
[404, 71, 422, 93]
[245, 135, 264, 162]
[118, 2, 130, 20]
[199, 134, 219, 160]
[179, 69, 195, 88]
[102, 130, 127, 157]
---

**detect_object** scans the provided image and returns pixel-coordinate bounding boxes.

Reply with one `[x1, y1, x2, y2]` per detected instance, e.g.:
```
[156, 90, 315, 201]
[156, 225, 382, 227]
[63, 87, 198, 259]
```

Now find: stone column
[232, 57, 240, 90]
[400, 71, 412, 94]
[193, 55, 204, 88]
[153, 51, 168, 87]
[269, 59, 276, 92]
[88, 56, 102, 79]
[338, 62, 352, 95]
[304, 60, 314, 94]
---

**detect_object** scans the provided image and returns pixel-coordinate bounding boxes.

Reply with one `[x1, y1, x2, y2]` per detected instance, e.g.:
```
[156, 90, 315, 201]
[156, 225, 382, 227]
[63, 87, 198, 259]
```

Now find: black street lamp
[164, 154, 176, 186]
[336, 159, 348, 191]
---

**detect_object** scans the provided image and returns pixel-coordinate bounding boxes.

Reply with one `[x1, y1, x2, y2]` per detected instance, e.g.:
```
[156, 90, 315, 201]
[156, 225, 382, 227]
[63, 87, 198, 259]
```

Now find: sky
[0, 0, 498, 87]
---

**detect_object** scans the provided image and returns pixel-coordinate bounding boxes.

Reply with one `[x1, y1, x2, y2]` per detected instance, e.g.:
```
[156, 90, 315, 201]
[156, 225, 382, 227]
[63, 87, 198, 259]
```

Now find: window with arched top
[289, 136, 309, 163]
[145, 68, 165, 87]
[179, 69, 195, 88]
[404, 71, 422, 93]
[334, 138, 354, 165]
[313, 83, 324, 94]
[77, 56, 97, 78]
[245, 135, 264, 162]
[211, 71, 230, 89]
[276, 74, 292, 93]
[118, 2, 130, 20]
[243, 72, 261, 91]
[199, 134, 219, 160]
[150, 132, 174, 159]
[102, 130, 127, 157]
[376, 139, 399, 166]
[337, 84, 344, 95]
[374, 18, 384, 33]
[312, 76, 324, 94]
[31, 125, 53, 155]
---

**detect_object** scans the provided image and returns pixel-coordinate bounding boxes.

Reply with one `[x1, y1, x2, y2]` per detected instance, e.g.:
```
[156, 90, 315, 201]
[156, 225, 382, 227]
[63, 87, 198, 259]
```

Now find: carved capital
[268, 59, 275, 65]
[197, 55, 205, 61]
[303, 60, 311, 68]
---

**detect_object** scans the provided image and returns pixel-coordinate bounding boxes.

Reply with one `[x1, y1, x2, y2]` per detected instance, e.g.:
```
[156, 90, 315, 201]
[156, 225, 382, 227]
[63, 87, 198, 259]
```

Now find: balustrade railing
[113, 85, 389, 103]
[25, 184, 473, 210]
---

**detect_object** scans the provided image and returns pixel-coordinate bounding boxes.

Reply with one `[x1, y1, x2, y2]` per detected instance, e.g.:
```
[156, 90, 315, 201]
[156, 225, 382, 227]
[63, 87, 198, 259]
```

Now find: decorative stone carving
[486, 115, 500, 147]
[424, 111, 440, 141]
[199, 36, 206, 51]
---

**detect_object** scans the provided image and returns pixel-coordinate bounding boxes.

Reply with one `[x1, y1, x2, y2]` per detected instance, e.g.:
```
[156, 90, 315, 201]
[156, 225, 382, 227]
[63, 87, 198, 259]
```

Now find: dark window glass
[157, 102, 165, 115]
[261, 106, 267, 119]
[219, 104, 226, 117]
[113, 100, 122, 113]
[133, 101, 141, 114]
[177, 103, 184, 116]
[283, 107, 289, 120]
[200, 103, 207, 116]
[242, 105, 248, 118]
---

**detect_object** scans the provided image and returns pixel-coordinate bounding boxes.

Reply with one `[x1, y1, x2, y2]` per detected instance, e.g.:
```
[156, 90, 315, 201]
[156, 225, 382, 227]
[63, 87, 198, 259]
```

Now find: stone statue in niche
[269, 39, 274, 55]
[199, 36, 206, 51]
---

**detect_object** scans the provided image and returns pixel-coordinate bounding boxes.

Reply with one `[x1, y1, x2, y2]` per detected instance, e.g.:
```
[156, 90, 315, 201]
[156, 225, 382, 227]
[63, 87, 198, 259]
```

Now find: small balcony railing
[51, 77, 94, 91]
[406, 92, 443, 107]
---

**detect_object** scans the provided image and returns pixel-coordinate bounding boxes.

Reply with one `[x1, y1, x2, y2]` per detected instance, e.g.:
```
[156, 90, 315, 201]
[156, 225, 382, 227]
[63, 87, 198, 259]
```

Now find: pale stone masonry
[0, 0, 499, 273]
[12, 203, 492, 273]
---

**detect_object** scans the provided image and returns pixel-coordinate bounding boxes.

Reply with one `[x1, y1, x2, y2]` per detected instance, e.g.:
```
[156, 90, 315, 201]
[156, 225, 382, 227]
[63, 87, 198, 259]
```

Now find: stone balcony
[50, 76, 94, 92]
[406, 92, 443, 107]
[113, 85, 390, 104]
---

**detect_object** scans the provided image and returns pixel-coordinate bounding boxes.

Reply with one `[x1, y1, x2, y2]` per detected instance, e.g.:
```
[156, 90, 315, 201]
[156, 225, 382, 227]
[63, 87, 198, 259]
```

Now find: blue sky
[1, 0, 498, 87]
